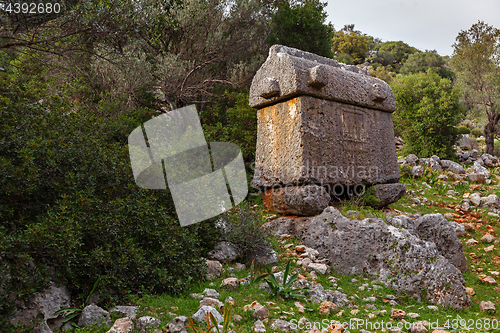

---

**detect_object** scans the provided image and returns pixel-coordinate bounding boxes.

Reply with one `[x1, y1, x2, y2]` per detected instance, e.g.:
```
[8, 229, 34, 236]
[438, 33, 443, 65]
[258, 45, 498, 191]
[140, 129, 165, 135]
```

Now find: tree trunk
[485, 117, 495, 155]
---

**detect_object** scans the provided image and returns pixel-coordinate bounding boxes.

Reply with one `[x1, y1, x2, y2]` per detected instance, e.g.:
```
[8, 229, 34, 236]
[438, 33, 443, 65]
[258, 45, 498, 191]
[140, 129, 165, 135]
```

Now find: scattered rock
[135, 316, 161, 332]
[479, 275, 497, 284]
[110, 306, 138, 320]
[467, 173, 486, 183]
[167, 316, 188, 333]
[78, 304, 111, 328]
[484, 245, 495, 252]
[371, 183, 407, 208]
[479, 301, 496, 314]
[449, 221, 466, 237]
[318, 301, 337, 315]
[308, 263, 330, 275]
[203, 288, 220, 299]
[253, 304, 269, 320]
[206, 260, 223, 279]
[253, 319, 266, 332]
[106, 317, 133, 333]
[406, 154, 419, 166]
[208, 242, 239, 263]
[470, 193, 482, 206]
[440, 160, 466, 174]
[248, 247, 278, 265]
[192, 307, 223, 326]
[466, 238, 478, 246]
[270, 319, 297, 331]
[412, 165, 424, 177]
[200, 297, 223, 310]
[221, 278, 239, 289]
[466, 287, 475, 295]
[390, 308, 406, 320]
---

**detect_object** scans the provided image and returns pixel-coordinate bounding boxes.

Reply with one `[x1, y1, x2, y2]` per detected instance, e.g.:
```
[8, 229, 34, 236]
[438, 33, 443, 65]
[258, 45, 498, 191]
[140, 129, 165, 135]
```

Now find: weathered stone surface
[484, 194, 500, 209]
[406, 154, 419, 166]
[252, 304, 269, 320]
[412, 165, 423, 177]
[440, 160, 466, 174]
[371, 183, 406, 208]
[247, 247, 278, 265]
[249, 45, 392, 111]
[263, 207, 471, 309]
[206, 260, 222, 280]
[135, 316, 161, 332]
[203, 288, 220, 299]
[252, 96, 400, 189]
[200, 297, 223, 310]
[10, 282, 71, 330]
[470, 193, 482, 206]
[467, 173, 486, 183]
[208, 241, 239, 263]
[473, 161, 490, 178]
[78, 304, 111, 328]
[167, 316, 188, 333]
[110, 306, 138, 320]
[192, 306, 223, 323]
[270, 319, 298, 332]
[479, 301, 496, 313]
[107, 317, 133, 333]
[262, 185, 330, 216]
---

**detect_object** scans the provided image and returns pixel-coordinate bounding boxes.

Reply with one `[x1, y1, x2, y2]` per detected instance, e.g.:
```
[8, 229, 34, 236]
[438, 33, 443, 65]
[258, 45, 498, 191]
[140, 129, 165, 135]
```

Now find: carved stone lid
[249, 45, 396, 113]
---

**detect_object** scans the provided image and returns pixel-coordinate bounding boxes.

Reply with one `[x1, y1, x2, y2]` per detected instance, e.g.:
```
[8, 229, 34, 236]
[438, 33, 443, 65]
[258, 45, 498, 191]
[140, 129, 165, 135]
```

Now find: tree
[391, 70, 464, 159]
[267, 0, 334, 58]
[332, 30, 369, 64]
[401, 51, 454, 79]
[450, 21, 500, 155]
[375, 41, 417, 67]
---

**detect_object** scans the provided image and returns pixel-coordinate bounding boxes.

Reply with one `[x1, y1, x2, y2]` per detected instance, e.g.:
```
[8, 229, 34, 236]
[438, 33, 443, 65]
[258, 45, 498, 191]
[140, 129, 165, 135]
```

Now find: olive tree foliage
[450, 21, 500, 155]
[332, 30, 369, 64]
[143, 0, 272, 110]
[266, 0, 333, 58]
[391, 70, 464, 159]
[401, 50, 453, 79]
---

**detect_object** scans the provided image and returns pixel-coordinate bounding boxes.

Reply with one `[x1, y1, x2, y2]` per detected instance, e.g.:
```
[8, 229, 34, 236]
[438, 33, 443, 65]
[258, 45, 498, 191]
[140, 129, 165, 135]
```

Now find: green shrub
[455, 126, 471, 134]
[0, 73, 220, 331]
[219, 202, 269, 262]
[391, 70, 464, 159]
[471, 128, 483, 137]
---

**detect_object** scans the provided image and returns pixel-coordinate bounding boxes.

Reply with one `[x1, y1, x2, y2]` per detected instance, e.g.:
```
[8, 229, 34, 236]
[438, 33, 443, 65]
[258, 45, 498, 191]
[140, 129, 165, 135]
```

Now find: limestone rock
[78, 304, 111, 328]
[481, 233, 495, 243]
[135, 316, 161, 332]
[270, 319, 298, 331]
[371, 183, 406, 208]
[110, 306, 138, 320]
[107, 317, 133, 333]
[252, 304, 269, 320]
[469, 193, 482, 206]
[308, 263, 330, 275]
[406, 154, 419, 166]
[473, 161, 490, 178]
[479, 301, 496, 313]
[440, 160, 466, 174]
[192, 306, 223, 324]
[200, 297, 223, 310]
[412, 165, 423, 177]
[203, 288, 220, 299]
[247, 247, 278, 265]
[484, 194, 500, 209]
[206, 260, 223, 279]
[262, 185, 331, 216]
[167, 316, 188, 333]
[467, 173, 485, 183]
[208, 241, 239, 263]
[253, 319, 266, 332]
[263, 207, 471, 309]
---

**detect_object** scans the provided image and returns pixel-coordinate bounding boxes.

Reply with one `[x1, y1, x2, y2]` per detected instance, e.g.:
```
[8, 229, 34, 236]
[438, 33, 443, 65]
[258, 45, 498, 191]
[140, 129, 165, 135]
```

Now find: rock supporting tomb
[249, 45, 405, 215]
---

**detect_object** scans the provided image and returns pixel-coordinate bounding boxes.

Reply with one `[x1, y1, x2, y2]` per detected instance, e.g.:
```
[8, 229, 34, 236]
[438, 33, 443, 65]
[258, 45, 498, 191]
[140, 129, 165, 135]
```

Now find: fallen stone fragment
[78, 304, 111, 328]
[465, 287, 475, 295]
[253, 320, 266, 332]
[167, 316, 188, 333]
[318, 301, 337, 315]
[466, 239, 478, 246]
[308, 263, 330, 275]
[221, 278, 239, 289]
[208, 241, 239, 263]
[110, 306, 138, 320]
[407, 312, 420, 319]
[270, 319, 298, 332]
[200, 297, 223, 310]
[478, 275, 497, 284]
[427, 305, 438, 311]
[107, 317, 133, 333]
[479, 301, 496, 313]
[192, 306, 223, 323]
[206, 260, 223, 279]
[253, 304, 269, 320]
[135, 316, 161, 332]
[390, 308, 406, 320]
[481, 233, 495, 243]
[484, 245, 495, 252]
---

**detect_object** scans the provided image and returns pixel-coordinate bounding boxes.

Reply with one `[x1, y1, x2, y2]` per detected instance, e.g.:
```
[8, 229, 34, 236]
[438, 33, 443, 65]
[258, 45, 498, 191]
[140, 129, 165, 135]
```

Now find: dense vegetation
[1, 0, 500, 330]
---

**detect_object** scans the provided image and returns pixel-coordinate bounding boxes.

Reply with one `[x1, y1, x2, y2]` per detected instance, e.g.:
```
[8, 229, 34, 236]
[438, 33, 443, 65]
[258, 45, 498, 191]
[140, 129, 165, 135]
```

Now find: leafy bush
[471, 128, 483, 137]
[219, 202, 269, 261]
[0, 73, 220, 331]
[201, 90, 257, 163]
[263, 260, 306, 300]
[455, 126, 471, 134]
[391, 70, 464, 159]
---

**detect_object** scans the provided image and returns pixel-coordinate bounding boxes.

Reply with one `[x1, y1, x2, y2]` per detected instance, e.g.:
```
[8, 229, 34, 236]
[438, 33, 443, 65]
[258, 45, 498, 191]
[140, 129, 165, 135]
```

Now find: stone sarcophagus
[250, 45, 405, 215]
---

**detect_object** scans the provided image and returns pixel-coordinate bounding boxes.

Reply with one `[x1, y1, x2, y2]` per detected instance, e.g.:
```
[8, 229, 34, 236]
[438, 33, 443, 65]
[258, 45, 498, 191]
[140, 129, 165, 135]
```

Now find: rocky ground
[13, 141, 500, 333]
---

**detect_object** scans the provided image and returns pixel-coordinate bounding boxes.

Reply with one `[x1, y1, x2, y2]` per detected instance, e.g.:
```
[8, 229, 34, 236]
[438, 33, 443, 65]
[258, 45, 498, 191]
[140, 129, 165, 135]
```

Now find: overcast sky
[325, 0, 500, 56]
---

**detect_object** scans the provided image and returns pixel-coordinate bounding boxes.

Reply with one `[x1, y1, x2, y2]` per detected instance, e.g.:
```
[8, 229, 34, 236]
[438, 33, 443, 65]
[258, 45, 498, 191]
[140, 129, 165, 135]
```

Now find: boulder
[167, 316, 188, 333]
[206, 260, 223, 279]
[414, 214, 467, 272]
[192, 306, 223, 324]
[106, 317, 133, 333]
[470, 193, 482, 207]
[262, 185, 330, 216]
[412, 165, 423, 177]
[247, 246, 278, 265]
[371, 183, 406, 208]
[135, 316, 161, 332]
[78, 304, 111, 328]
[473, 161, 490, 178]
[208, 241, 240, 263]
[406, 154, 419, 166]
[10, 282, 71, 330]
[440, 160, 466, 174]
[467, 173, 486, 183]
[263, 207, 471, 309]
[484, 194, 500, 209]
[110, 306, 138, 320]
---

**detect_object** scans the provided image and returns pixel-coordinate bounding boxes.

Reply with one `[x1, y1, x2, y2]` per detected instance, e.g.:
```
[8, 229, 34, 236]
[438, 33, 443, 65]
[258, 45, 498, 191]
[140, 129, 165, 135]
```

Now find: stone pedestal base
[263, 185, 330, 216]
